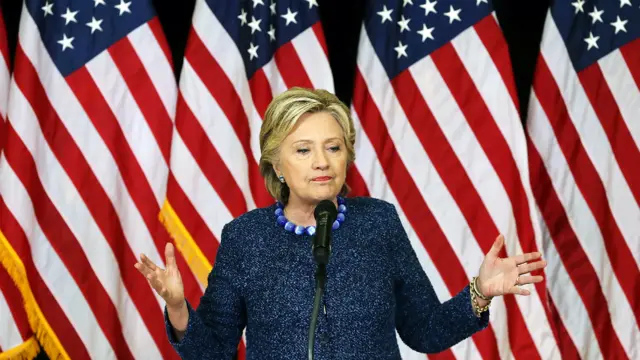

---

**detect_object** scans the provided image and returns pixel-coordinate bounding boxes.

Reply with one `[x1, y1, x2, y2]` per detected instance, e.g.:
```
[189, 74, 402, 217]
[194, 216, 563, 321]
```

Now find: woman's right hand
[135, 242, 185, 309]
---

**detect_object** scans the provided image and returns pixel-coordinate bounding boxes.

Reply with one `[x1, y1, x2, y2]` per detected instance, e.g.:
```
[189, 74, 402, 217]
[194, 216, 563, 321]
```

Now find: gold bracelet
[472, 276, 492, 301]
[470, 277, 491, 318]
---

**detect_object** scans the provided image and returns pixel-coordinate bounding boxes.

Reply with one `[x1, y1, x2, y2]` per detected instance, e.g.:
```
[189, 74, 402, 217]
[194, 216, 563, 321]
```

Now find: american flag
[349, 0, 565, 359]
[0, 7, 39, 358]
[0, 0, 204, 358]
[527, 0, 640, 359]
[161, 0, 332, 308]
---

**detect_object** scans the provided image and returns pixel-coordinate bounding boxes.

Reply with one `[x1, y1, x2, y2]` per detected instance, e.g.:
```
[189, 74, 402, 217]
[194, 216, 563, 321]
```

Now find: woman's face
[274, 111, 347, 206]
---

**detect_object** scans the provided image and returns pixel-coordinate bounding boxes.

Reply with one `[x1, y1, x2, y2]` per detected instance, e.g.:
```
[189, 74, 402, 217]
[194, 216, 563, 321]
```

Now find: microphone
[312, 200, 338, 265]
[308, 199, 337, 360]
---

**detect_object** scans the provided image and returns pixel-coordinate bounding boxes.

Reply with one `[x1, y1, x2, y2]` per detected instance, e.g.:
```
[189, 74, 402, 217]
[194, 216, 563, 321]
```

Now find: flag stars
[270, 1, 277, 14]
[588, 6, 604, 24]
[238, 9, 248, 26]
[377, 5, 393, 24]
[115, 0, 132, 15]
[417, 24, 434, 41]
[86, 16, 103, 34]
[305, 0, 319, 9]
[94, 0, 106, 7]
[394, 41, 408, 58]
[420, 0, 437, 17]
[403, 0, 413, 6]
[248, 42, 259, 60]
[610, 16, 628, 34]
[444, 5, 461, 23]
[61, 7, 78, 25]
[397, 15, 411, 33]
[476, 0, 488, 5]
[253, 0, 264, 8]
[620, 0, 632, 7]
[268, 24, 276, 41]
[58, 33, 74, 51]
[571, 0, 585, 14]
[248, 16, 262, 34]
[281, 8, 298, 25]
[42, 1, 54, 17]
[584, 31, 600, 50]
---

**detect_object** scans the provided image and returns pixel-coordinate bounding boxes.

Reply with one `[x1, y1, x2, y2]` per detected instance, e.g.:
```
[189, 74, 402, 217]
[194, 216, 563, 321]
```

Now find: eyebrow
[292, 137, 343, 145]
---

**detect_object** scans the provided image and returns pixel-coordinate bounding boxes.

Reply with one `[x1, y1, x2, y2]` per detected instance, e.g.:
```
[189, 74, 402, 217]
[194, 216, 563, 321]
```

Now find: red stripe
[473, 15, 520, 113]
[545, 289, 581, 359]
[0, 198, 89, 359]
[63, 67, 187, 360]
[619, 39, 640, 89]
[534, 57, 640, 328]
[579, 64, 640, 207]
[0, 264, 32, 341]
[175, 94, 248, 217]
[0, 14, 9, 69]
[166, 173, 220, 265]
[388, 70, 515, 360]
[274, 42, 314, 89]
[311, 22, 329, 57]
[147, 17, 174, 71]
[526, 133, 628, 360]
[346, 166, 370, 198]
[185, 28, 272, 208]
[108, 37, 173, 164]
[352, 70, 488, 360]
[432, 43, 567, 356]
[248, 68, 273, 119]
[3, 123, 133, 359]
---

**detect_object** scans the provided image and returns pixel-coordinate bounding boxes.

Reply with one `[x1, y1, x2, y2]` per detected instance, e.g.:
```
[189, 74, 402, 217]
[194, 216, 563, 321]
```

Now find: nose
[312, 148, 329, 170]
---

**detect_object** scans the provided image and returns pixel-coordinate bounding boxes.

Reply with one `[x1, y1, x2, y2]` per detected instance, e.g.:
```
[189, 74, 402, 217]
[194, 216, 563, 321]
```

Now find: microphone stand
[308, 263, 326, 360]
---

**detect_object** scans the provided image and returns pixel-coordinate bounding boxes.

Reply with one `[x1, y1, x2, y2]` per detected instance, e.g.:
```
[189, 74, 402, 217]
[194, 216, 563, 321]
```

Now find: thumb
[165, 242, 178, 270]
[488, 234, 504, 259]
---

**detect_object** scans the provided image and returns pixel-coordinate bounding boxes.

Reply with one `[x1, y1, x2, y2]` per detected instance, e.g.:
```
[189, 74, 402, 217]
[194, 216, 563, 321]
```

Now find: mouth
[311, 176, 333, 182]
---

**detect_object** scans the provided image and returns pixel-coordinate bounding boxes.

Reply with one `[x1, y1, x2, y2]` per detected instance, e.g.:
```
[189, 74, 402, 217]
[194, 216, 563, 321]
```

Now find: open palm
[477, 235, 547, 298]
[134, 243, 185, 308]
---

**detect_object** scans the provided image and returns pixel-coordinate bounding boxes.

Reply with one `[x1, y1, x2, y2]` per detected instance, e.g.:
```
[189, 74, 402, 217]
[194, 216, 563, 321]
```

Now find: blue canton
[207, 0, 320, 80]
[27, 0, 155, 77]
[552, 0, 640, 72]
[364, 0, 494, 80]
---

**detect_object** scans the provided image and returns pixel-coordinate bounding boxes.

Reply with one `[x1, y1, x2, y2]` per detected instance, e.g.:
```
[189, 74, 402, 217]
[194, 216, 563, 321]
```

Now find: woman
[135, 88, 546, 359]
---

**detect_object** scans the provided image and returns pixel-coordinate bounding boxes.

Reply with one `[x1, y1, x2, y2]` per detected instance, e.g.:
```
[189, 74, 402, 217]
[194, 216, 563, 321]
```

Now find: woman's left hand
[476, 234, 547, 298]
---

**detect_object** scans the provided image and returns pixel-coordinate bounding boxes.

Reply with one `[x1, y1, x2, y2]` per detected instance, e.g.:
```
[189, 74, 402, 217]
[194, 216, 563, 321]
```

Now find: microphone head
[314, 199, 338, 223]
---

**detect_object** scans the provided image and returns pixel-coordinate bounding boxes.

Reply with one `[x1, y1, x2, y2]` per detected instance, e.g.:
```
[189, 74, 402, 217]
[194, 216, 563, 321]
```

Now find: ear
[272, 163, 281, 177]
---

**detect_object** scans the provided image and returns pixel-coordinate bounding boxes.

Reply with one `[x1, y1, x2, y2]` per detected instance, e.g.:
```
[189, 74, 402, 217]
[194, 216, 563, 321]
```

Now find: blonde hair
[259, 87, 356, 205]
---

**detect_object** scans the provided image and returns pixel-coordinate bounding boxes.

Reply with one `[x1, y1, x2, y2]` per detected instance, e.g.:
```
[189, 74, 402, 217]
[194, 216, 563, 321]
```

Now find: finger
[510, 286, 531, 296]
[518, 260, 547, 275]
[487, 234, 504, 259]
[140, 253, 159, 271]
[165, 243, 178, 270]
[134, 262, 154, 278]
[513, 251, 542, 265]
[516, 275, 544, 285]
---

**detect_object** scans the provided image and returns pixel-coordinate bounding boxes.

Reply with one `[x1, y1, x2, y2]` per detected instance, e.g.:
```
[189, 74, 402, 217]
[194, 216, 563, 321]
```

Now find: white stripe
[448, 27, 560, 360]
[0, 52, 9, 119]
[0, 291, 24, 350]
[262, 57, 288, 97]
[126, 22, 178, 121]
[7, 80, 162, 360]
[351, 109, 482, 360]
[542, 15, 640, 268]
[86, 49, 167, 205]
[0, 158, 115, 359]
[180, 59, 256, 211]
[291, 26, 334, 91]
[171, 133, 234, 241]
[527, 91, 640, 359]
[356, 30, 511, 359]
[537, 208, 602, 360]
[18, 7, 167, 297]
[192, 3, 264, 168]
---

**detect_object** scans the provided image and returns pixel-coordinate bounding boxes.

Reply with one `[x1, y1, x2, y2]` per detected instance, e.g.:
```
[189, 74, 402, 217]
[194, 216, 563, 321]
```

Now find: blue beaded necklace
[275, 197, 347, 236]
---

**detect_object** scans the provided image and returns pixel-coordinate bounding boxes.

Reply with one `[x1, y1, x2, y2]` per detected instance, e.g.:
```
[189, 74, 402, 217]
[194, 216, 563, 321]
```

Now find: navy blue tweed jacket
[165, 197, 489, 359]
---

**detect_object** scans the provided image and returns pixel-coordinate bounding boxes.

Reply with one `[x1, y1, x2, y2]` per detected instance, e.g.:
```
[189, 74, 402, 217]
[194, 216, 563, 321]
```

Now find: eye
[296, 148, 310, 154]
[328, 145, 341, 152]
